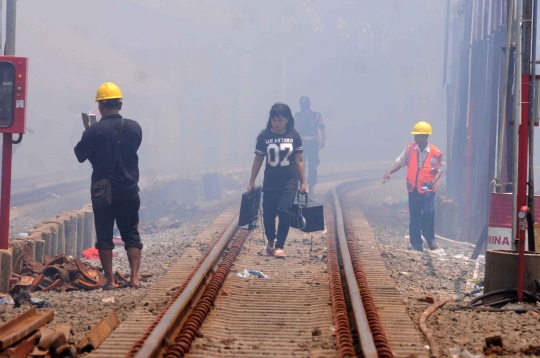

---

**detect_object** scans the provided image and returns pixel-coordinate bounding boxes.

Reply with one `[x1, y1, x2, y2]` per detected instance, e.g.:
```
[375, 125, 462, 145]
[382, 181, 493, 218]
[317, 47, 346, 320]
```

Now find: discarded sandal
[274, 248, 286, 258]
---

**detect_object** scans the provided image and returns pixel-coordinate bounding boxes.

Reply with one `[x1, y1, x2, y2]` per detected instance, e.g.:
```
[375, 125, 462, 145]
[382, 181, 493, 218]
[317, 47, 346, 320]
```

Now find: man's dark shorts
[92, 193, 143, 250]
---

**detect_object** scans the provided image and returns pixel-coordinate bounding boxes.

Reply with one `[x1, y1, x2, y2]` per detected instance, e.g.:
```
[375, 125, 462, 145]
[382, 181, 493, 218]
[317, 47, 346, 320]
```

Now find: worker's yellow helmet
[411, 121, 433, 135]
[95, 82, 123, 102]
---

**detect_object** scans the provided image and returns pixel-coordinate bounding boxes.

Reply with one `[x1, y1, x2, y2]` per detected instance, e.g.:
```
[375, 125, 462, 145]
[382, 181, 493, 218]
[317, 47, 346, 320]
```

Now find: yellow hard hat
[411, 121, 432, 135]
[95, 82, 123, 102]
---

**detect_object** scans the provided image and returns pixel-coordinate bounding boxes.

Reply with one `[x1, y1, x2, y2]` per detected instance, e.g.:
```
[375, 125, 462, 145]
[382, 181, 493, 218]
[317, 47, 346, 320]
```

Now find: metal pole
[496, 0, 515, 192]
[512, 0, 523, 249]
[528, 0, 538, 221]
[0, 0, 15, 250]
[0, 134, 11, 250]
[466, 0, 477, 129]
[5, 0, 16, 56]
[442, 0, 451, 86]
[0, 0, 4, 56]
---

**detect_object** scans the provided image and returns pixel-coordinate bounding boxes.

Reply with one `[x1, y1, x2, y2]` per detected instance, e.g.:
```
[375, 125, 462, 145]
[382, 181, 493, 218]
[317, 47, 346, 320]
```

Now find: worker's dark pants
[93, 194, 143, 250]
[263, 188, 296, 249]
[408, 189, 436, 248]
[303, 140, 320, 188]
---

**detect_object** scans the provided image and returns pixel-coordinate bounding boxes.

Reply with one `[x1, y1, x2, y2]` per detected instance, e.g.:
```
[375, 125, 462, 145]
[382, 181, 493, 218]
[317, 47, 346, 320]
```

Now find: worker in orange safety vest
[382, 122, 446, 252]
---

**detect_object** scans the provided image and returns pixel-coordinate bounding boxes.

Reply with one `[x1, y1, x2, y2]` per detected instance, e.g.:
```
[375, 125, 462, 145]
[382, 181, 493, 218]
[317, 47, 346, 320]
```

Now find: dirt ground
[353, 179, 540, 357]
[0, 214, 217, 346]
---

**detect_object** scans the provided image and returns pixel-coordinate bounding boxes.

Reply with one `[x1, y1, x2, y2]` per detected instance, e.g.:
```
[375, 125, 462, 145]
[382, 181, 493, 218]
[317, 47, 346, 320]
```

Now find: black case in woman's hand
[291, 192, 324, 232]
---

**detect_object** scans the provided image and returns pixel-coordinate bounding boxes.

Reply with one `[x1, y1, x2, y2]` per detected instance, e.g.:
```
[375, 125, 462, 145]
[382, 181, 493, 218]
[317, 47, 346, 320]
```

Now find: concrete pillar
[42, 220, 64, 255]
[89, 210, 96, 246]
[29, 232, 45, 263]
[0, 248, 13, 293]
[83, 211, 92, 250]
[30, 227, 53, 258]
[24, 238, 35, 261]
[56, 215, 71, 257]
[68, 214, 78, 257]
[37, 224, 58, 257]
[76, 211, 84, 258]
[9, 239, 25, 274]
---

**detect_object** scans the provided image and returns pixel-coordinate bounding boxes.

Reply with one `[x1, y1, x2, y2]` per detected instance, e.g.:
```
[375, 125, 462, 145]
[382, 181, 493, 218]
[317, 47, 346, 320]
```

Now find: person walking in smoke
[74, 82, 143, 289]
[294, 96, 326, 196]
[382, 121, 446, 252]
[247, 103, 307, 258]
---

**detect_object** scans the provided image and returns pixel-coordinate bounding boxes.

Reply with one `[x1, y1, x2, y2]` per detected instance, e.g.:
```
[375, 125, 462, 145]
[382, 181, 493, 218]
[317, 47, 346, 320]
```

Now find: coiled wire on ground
[125, 225, 231, 358]
[163, 229, 250, 358]
[342, 210, 394, 358]
[324, 201, 356, 357]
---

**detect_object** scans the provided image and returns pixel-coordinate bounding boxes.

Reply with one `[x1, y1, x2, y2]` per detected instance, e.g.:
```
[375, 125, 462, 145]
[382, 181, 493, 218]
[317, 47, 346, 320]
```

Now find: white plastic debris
[430, 248, 446, 257]
[102, 296, 115, 303]
[235, 269, 270, 279]
[449, 348, 482, 358]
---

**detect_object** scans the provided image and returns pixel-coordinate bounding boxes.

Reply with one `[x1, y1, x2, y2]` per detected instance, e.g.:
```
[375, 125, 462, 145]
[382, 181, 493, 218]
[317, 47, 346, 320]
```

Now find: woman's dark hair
[265, 103, 295, 132]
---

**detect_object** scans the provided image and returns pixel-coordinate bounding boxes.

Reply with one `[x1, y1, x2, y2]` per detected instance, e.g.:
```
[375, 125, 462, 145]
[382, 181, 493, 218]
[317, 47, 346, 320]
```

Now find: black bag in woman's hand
[291, 191, 324, 233]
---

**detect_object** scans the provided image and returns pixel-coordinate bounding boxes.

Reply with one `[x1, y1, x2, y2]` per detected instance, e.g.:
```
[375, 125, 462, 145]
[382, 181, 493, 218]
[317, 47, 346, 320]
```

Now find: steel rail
[332, 187, 377, 358]
[133, 215, 239, 358]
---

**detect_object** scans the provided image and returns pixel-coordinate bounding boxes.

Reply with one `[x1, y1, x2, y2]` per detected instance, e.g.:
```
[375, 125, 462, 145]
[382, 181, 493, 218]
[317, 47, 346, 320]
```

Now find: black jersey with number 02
[255, 128, 304, 191]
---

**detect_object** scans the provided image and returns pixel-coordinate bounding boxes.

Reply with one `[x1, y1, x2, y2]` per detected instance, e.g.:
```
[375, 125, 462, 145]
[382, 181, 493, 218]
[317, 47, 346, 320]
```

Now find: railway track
[90, 180, 427, 357]
[11, 179, 88, 207]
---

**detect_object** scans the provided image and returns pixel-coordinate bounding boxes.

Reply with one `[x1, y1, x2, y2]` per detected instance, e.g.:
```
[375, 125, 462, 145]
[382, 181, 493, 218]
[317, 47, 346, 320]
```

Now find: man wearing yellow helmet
[74, 82, 144, 289]
[383, 122, 445, 252]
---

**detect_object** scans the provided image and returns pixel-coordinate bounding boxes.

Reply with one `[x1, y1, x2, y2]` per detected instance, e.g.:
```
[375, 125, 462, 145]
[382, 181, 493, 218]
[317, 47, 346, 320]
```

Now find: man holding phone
[74, 82, 143, 289]
[382, 122, 445, 252]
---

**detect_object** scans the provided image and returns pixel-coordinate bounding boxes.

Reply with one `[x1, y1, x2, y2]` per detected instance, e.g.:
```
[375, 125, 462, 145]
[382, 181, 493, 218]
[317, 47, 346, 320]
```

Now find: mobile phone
[89, 114, 97, 125]
[81, 113, 90, 129]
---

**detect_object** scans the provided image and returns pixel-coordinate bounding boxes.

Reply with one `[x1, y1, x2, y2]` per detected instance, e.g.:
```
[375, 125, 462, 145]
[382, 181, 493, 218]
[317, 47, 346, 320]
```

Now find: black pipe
[12, 133, 22, 144]
[444, 307, 539, 313]
[528, 209, 536, 251]
[469, 288, 540, 307]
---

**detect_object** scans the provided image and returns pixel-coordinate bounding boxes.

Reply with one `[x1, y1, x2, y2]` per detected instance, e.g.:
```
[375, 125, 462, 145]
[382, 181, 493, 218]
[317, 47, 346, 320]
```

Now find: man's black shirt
[74, 114, 142, 197]
[255, 128, 303, 191]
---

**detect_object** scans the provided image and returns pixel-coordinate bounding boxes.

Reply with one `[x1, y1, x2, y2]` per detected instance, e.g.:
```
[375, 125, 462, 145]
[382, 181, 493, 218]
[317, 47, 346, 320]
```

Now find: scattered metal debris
[10, 253, 154, 294]
[0, 307, 54, 350]
[76, 311, 119, 354]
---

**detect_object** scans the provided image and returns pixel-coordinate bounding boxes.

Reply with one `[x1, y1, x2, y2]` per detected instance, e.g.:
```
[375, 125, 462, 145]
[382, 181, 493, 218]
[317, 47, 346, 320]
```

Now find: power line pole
[515, 0, 533, 302]
[0, 0, 15, 249]
[5, 0, 16, 56]
[528, 0, 538, 223]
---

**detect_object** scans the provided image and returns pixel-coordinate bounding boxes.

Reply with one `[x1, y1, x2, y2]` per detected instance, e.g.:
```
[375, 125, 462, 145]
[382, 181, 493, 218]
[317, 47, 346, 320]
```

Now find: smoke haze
[12, 0, 447, 180]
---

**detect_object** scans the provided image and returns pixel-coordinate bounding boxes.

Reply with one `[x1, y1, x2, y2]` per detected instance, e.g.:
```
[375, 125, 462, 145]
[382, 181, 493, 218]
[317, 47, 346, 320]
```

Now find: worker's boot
[427, 240, 438, 250]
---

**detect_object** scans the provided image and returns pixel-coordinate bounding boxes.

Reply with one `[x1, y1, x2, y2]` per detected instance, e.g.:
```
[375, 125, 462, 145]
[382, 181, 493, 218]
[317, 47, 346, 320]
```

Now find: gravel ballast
[1, 214, 217, 346]
[350, 180, 540, 357]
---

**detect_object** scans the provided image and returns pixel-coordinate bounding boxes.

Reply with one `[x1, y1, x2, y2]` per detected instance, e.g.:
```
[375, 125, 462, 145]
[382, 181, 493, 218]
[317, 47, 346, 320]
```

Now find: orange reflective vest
[405, 143, 441, 194]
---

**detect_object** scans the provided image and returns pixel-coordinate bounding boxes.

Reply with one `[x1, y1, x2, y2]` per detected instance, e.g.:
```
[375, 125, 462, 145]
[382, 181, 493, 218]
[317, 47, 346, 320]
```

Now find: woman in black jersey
[247, 103, 306, 258]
